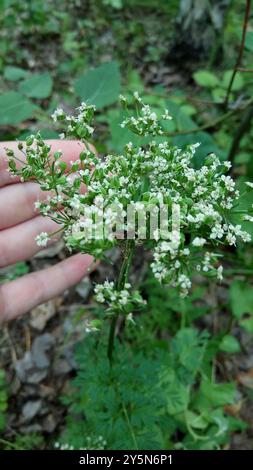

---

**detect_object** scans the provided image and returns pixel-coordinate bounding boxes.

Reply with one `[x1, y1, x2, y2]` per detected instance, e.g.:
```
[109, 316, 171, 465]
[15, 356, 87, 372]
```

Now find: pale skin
[0, 140, 94, 321]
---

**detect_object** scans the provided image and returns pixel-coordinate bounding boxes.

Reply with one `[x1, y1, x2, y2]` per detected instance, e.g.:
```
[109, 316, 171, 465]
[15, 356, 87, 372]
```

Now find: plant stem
[107, 240, 135, 363]
[223, 0, 251, 108]
[163, 99, 253, 137]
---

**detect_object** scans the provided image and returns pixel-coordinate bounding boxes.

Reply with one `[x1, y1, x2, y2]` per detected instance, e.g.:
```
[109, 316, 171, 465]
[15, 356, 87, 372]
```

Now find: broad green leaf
[193, 70, 219, 88]
[185, 410, 208, 430]
[239, 315, 253, 334]
[4, 66, 29, 81]
[173, 131, 225, 169]
[74, 61, 121, 109]
[245, 31, 253, 52]
[181, 104, 197, 116]
[219, 335, 240, 354]
[126, 69, 145, 93]
[229, 280, 253, 318]
[18, 72, 53, 99]
[221, 71, 244, 91]
[18, 129, 59, 140]
[211, 87, 227, 102]
[0, 92, 38, 125]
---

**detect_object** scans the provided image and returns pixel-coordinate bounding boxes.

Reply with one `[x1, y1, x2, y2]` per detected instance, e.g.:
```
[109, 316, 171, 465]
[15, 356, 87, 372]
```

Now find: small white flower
[245, 181, 253, 189]
[243, 215, 253, 222]
[51, 108, 65, 122]
[35, 232, 49, 247]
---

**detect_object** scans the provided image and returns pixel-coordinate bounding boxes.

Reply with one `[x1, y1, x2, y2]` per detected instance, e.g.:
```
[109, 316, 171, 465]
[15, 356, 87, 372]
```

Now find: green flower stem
[107, 240, 135, 364]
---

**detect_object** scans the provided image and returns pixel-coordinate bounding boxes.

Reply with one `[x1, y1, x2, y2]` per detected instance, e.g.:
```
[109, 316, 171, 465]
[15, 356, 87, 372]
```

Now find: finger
[0, 216, 60, 268]
[0, 172, 87, 230]
[0, 182, 50, 230]
[0, 254, 94, 321]
[0, 139, 94, 187]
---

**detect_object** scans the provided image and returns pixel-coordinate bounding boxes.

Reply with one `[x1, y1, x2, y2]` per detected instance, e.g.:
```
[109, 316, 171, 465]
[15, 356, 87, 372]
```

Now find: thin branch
[223, 0, 251, 107]
[164, 110, 234, 137]
[236, 67, 253, 72]
[164, 99, 253, 137]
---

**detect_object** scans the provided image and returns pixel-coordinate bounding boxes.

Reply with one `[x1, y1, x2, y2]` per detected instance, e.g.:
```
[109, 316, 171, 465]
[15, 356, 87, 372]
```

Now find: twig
[164, 109, 234, 137]
[223, 0, 251, 108]
[164, 99, 253, 137]
[237, 67, 253, 72]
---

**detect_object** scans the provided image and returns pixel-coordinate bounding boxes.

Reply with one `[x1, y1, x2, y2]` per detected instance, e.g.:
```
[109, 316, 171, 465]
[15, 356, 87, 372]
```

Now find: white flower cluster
[35, 231, 49, 247]
[120, 92, 172, 136]
[94, 280, 146, 315]
[52, 102, 96, 140]
[6, 95, 253, 301]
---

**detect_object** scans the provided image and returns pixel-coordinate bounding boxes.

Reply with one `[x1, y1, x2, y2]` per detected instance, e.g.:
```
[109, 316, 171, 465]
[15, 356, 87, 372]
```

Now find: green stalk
[107, 240, 135, 364]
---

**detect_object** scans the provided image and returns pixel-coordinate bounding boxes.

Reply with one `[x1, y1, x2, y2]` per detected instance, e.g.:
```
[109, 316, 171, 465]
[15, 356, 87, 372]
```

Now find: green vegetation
[0, 0, 253, 451]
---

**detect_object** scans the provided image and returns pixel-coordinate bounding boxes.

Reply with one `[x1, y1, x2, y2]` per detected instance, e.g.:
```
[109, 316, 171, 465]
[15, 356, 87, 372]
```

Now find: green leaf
[245, 31, 253, 52]
[221, 71, 244, 91]
[4, 66, 29, 81]
[200, 381, 235, 407]
[219, 335, 240, 354]
[229, 280, 253, 318]
[18, 72, 53, 99]
[166, 380, 189, 415]
[239, 315, 253, 334]
[181, 104, 197, 116]
[0, 92, 38, 125]
[193, 70, 219, 88]
[74, 61, 121, 109]
[211, 88, 227, 102]
[185, 410, 208, 430]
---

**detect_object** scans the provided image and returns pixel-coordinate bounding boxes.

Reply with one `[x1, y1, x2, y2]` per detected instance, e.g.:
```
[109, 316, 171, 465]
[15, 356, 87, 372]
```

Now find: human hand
[0, 140, 94, 321]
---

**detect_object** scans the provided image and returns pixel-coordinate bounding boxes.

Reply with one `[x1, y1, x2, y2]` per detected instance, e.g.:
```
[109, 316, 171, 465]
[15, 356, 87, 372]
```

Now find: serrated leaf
[193, 70, 219, 88]
[0, 92, 38, 125]
[185, 410, 208, 430]
[166, 380, 189, 415]
[74, 61, 121, 109]
[19, 72, 53, 99]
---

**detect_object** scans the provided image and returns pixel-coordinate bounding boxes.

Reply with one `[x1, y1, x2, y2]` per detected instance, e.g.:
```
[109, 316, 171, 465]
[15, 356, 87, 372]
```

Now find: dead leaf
[237, 369, 253, 389]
